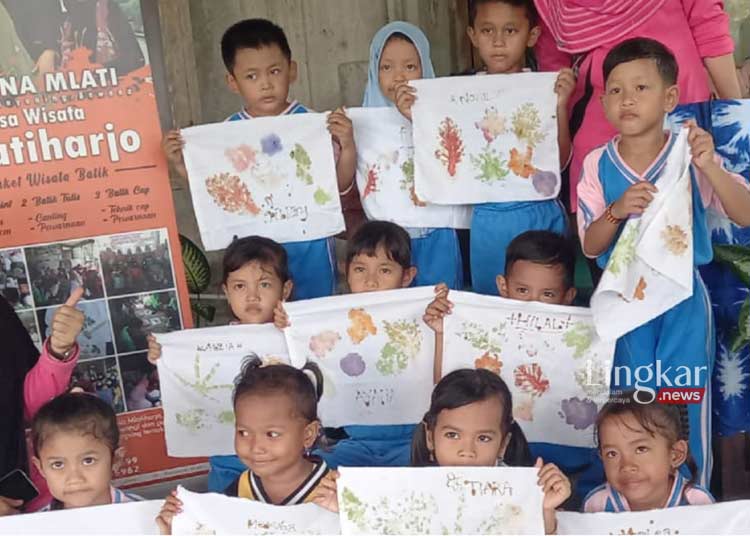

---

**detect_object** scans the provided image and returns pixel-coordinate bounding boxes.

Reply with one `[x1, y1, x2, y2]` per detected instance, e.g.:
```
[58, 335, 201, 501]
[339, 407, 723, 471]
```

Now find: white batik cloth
[590, 128, 693, 341]
[156, 324, 289, 457]
[337, 466, 545, 535]
[411, 72, 560, 204]
[557, 499, 750, 535]
[442, 291, 614, 448]
[171, 486, 341, 535]
[182, 113, 344, 250]
[283, 287, 435, 427]
[349, 107, 472, 228]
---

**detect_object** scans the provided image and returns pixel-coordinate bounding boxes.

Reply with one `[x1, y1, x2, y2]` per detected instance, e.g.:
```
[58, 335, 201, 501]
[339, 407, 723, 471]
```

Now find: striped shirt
[39, 486, 143, 511]
[583, 472, 714, 513]
[224, 458, 330, 505]
[226, 100, 309, 121]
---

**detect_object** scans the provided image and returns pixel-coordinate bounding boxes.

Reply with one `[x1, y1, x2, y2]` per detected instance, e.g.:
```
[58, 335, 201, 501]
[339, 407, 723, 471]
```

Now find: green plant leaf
[713, 244, 750, 287]
[730, 296, 750, 353]
[191, 301, 216, 323]
[180, 234, 211, 294]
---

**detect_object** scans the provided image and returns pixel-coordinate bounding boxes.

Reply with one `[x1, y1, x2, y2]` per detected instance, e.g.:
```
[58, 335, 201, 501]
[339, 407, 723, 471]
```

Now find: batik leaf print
[435, 117, 464, 177]
[377, 320, 422, 376]
[475, 106, 506, 143]
[174, 355, 234, 402]
[458, 321, 504, 354]
[511, 103, 546, 148]
[399, 158, 426, 207]
[290, 143, 314, 185]
[471, 147, 509, 183]
[340, 488, 438, 534]
[562, 322, 595, 358]
[662, 224, 689, 255]
[205, 173, 261, 215]
[313, 187, 332, 205]
[607, 222, 640, 276]
[176, 408, 208, 432]
[513, 363, 550, 397]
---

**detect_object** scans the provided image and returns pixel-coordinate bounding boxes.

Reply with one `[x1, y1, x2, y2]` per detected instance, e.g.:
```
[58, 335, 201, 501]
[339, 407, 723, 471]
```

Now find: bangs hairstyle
[595, 391, 697, 485]
[345, 220, 412, 270]
[505, 230, 576, 289]
[411, 368, 533, 467]
[232, 356, 323, 423]
[31, 392, 119, 457]
[221, 18, 292, 73]
[222, 235, 289, 285]
[469, 0, 538, 27]
[603, 38, 678, 86]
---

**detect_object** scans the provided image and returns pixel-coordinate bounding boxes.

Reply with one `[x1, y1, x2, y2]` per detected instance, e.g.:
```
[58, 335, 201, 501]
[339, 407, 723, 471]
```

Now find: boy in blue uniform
[164, 18, 356, 300]
[465, 0, 574, 295]
[577, 38, 750, 488]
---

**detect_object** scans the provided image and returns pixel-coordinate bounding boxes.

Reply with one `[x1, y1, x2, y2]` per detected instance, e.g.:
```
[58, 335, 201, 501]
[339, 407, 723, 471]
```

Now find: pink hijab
[534, 0, 668, 54]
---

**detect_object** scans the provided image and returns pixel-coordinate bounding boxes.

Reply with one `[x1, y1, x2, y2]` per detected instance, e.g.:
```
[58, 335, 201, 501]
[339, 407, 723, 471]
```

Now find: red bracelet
[604, 203, 622, 225]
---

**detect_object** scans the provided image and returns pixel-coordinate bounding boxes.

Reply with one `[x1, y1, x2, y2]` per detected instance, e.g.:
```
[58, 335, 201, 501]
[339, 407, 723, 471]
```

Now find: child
[31, 392, 142, 511]
[162, 18, 356, 300]
[461, 0, 574, 295]
[147, 235, 293, 492]
[534, 0, 742, 214]
[576, 38, 750, 487]
[584, 391, 713, 512]
[413, 368, 571, 534]
[425, 231, 602, 501]
[275, 220, 417, 467]
[362, 21, 464, 290]
[156, 359, 334, 533]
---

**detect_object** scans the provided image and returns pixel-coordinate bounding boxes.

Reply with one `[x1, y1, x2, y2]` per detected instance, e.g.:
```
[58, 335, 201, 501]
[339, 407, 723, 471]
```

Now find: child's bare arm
[704, 54, 742, 100]
[554, 69, 575, 169]
[162, 130, 188, 181]
[328, 108, 356, 193]
[424, 284, 451, 383]
[536, 458, 571, 535]
[687, 121, 750, 226]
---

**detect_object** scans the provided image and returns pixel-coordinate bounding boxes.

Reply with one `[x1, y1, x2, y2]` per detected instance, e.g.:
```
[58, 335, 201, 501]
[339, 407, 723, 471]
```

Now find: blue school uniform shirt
[39, 486, 143, 511]
[583, 471, 714, 512]
[226, 101, 337, 300]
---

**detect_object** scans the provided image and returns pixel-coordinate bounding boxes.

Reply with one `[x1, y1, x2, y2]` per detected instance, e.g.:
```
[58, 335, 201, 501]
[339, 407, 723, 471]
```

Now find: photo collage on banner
[0, 0, 203, 487]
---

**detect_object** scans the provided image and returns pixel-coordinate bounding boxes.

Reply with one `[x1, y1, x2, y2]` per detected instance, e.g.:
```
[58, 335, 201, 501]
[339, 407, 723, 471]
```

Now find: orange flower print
[633, 277, 647, 301]
[347, 308, 377, 344]
[661, 225, 689, 256]
[509, 146, 535, 178]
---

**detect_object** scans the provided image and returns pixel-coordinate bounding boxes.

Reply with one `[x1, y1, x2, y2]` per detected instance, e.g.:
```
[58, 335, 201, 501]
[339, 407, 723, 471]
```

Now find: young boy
[276, 220, 417, 467]
[577, 38, 750, 488]
[465, 0, 574, 295]
[163, 18, 356, 300]
[32, 392, 142, 511]
[425, 230, 604, 503]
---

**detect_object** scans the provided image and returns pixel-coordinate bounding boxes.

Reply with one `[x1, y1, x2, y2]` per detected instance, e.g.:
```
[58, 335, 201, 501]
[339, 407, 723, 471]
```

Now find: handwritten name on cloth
[590, 129, 693, 341]
[182, 113, 344, 250]
[411, 72, 560, 204]
[557, 500, 750, 534]
[337, 466, 545, 535]
[283, 287, 435, 427]
[171, 486, 341, 535]
[157, 324, 289, 457]
[349, 107, 471, 228]
[442, 291, 615, 448]
[0, 500, 161, 534]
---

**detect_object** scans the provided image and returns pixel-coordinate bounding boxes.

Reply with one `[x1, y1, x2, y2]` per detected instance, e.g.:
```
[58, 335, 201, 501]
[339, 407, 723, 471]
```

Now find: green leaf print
[290, 143, 313, 185]
[376, 320, 422, 376]
[606, 222, 640, 276]
[313, 187, 332, 205]
[563, 322, 595, 358]
[511, 103, 546, 148]
[173, 354, 234, 403]
[470, 147, 509, 183]
[176, 408, 208, 432]
[341, 488, 367, 530]
[458, 321, 504, 354]
[217, 410, 235, 425]
[400, 158, 415, 190]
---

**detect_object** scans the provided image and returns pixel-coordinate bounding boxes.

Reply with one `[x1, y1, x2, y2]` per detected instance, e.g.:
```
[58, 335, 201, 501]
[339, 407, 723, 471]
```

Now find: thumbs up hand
[49, 287, 85, 358]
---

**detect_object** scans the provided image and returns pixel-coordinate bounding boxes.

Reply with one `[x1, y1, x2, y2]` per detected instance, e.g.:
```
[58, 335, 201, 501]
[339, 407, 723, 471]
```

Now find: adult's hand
[49, 287, 85, 357]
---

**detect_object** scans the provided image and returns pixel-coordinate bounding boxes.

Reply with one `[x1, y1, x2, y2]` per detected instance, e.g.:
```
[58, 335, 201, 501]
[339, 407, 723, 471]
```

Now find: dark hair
[222, 235, 289, 285]
[505, 230, 576, 289]
[595, 391, 697, 489]
[32, 393, 119, 457]
[345, 221, 412, 271]
[469, 0, 538, 27]
[232, 356, 323, 424]
[603, 38, 678, 86]
[221, 18, 292, 73]
[411, 368, 533, 467]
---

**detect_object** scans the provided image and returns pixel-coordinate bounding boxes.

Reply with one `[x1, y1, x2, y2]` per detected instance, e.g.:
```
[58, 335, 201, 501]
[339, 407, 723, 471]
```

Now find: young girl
[361, 21, 464, 290]
[156, 359, 335, 533]
[413, 368, 571, 534]
[147, 235, 293, 492]
[584, 391, 714, 512]
[31, 392, 142, 511]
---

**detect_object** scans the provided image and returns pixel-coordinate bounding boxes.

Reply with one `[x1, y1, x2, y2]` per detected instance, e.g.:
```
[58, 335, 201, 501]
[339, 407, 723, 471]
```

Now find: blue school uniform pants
[283, 237, 337, 300]
[313, 425, 415, 468]
[410, 228, 463, 290]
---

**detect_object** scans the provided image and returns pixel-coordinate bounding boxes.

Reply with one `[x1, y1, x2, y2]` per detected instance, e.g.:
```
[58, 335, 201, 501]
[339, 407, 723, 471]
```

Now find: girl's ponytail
[502, 420, 534, 467]
[411, 419, 436, 467]
[301, 361, 324, 402]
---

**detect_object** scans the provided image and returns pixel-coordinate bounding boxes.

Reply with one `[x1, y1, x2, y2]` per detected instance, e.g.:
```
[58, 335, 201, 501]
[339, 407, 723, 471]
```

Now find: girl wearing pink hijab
[533, 0, 742, 212]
